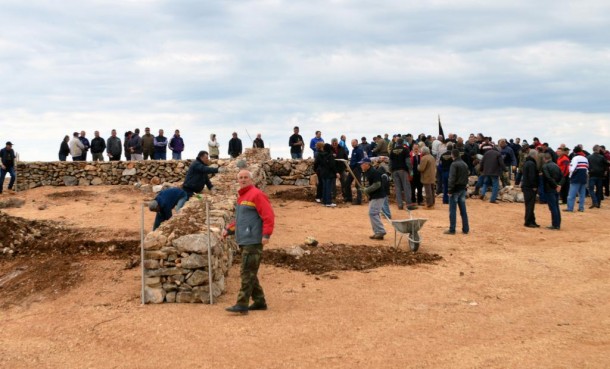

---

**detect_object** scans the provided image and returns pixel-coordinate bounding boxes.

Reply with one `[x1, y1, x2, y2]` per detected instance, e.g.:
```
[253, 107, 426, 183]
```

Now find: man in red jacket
[223, 169, 275, 315]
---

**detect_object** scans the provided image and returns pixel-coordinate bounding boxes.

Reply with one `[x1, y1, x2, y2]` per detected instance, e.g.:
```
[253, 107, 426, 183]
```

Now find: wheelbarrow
[383, 210, 427, 252]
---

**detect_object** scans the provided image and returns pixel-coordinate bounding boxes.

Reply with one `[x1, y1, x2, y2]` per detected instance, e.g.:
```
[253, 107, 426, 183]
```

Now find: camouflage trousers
[236, 244, 265, 307]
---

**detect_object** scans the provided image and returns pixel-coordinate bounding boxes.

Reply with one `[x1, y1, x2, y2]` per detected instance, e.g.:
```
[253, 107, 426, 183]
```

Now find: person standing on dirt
[418, 147, 437, 209]
[541, 153, 564, 230]
[106, 129, 122, 161]
[153, 129, 168, 160]
[314, 143, 339, 207]
[359, 157, 387, 240]
[149, 187, 189, 230]
[389, 137, 416, 211]
[346, 139, 364, 205]
[445, 149, 470, 235]
[182, 150, 225, 198]
[0, 141, 17, 194]
[289, 126, 305, 159]
[58, 135, 70, 161]
[69, 132, 85, 161]
[128, 128, 144, 161]
[228, 132, 243, 158]
[223, 169, 275, 315]
[78, 131, 90, 161]
[169, 129, 185, 160]
[90, 131, 106, 162]
[521, 150, 540, 228]
[141, 127, 155, 160]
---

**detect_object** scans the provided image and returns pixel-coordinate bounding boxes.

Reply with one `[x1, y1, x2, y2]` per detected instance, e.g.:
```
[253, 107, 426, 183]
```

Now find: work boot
[225, 305, 249, 315]
[248, 302, 268, 311]
[406, 205, 418, 210]
[443, 230, 456, 235]
[369, 234, 384, 240]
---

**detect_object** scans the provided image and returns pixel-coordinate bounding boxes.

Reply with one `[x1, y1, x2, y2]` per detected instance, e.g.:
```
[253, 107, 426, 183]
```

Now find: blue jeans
[480, 175, 499, 202]
[567, 182, 587, 211]
[172, 152, 182, 160]
[368, 198, 386, 235]
[291, 152, 303, 159]
[588, 177, 603, 206]
[538, 177, 547, 204]
[382, 197, 391, 219]
[449, 190, 469, 233]
[546, 191, 561, 228]
[58, 154, 67, 161]
[154, 152, 167, 160]
[441, 170, 450, 204]
[0, 166, 16, 192]
[322, 178, 333, 205]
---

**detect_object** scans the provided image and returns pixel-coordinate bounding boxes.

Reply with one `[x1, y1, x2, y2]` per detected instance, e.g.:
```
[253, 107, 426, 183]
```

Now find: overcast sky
[1, 0, 609, 161]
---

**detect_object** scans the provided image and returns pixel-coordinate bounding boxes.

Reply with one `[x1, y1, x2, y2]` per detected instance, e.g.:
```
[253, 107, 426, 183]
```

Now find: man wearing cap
[149, 187, 188, 230]
[359, 157, 387, 240]
[182, 151, 225, 197]
[0, 141, 17, 194]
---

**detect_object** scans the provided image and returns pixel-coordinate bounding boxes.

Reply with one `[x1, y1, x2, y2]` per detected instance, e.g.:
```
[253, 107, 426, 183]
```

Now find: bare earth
[0, 185, 608, 368]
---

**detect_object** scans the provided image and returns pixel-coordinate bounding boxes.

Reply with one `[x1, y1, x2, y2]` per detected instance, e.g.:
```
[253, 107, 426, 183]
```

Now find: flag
[438, 114, 445, 140]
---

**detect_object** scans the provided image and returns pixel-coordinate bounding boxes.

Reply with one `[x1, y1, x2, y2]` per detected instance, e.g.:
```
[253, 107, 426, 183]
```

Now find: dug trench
[1, 210, 442, 308]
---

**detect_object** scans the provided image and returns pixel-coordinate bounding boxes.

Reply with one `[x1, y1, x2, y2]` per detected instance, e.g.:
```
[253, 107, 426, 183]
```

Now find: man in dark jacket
[153, 129, 168, 160]
[0, 141, 17, 194]
[521, 151, 540, 228]
[330, 138, 349, 202]
[90, 131, 106, 161]
[389, 138, 416, 210]
[182, 151, 225, 197]
[106, 129, 122, 161]
[360, 157, 387, 240]
[542, 153, 564, 230]
[587, 145, 606, 209]
[149, 187, 188, 230]
[228, 132, 243, 158]
[142, 127, 155, 160]
[128, 128, 144, 161]
[169, 130, 184, 160]
[78, 131, 90, 161]
[346, 139, 364, 205]
[445, 149, 470, 235]
[479, 147, 505, 203]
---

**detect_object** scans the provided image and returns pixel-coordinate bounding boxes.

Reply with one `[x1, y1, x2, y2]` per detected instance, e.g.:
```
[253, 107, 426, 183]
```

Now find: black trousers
[523, 187, 537, 226]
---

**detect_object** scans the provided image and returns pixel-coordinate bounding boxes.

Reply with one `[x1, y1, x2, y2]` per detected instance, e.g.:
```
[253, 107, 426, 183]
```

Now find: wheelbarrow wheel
[409, 232, 421, 252]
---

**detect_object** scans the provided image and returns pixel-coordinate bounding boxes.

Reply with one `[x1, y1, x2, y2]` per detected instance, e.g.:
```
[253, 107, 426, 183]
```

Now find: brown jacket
[418, 154, 437, 184]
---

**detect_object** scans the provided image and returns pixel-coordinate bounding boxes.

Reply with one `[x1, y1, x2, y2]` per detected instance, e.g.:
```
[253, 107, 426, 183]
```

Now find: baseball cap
[148, 200, 159, 211]
[6, 141, 13, 146]
[358, 157, 371, 165]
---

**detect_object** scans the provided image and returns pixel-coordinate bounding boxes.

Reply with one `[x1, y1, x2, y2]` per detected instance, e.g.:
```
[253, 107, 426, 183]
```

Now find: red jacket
[557, 155, 570, 177]
[227, 185, 275, 245]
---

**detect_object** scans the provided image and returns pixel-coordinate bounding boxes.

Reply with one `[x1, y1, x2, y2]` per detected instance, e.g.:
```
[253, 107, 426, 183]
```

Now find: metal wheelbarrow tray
[384, 214, 427, 252]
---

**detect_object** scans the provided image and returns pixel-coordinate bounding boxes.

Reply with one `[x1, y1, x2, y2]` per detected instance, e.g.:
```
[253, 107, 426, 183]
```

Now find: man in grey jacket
[106, 129, 122, 161]
[479, 147, 505, 203]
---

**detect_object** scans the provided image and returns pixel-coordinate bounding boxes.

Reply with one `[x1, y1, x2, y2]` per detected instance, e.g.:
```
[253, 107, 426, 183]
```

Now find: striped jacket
[569, 154, 589, 184]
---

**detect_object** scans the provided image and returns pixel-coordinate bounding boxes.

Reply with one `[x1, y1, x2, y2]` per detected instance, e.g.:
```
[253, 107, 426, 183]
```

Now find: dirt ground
[0, 184, 608, 368]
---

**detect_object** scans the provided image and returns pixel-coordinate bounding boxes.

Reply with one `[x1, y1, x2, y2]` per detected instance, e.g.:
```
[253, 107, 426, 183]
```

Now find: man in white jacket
[69, 132, 84, 161]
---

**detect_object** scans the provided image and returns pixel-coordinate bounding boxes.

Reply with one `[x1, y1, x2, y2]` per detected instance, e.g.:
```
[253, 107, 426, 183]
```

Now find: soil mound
[263, 244, 442, 274]
[46, 190, 96, 199]
[269, 187, 316, 201]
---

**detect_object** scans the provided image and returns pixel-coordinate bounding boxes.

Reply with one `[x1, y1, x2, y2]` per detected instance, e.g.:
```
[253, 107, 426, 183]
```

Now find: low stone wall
[263, 159, 314, 186]
[142, 148, 270, 303]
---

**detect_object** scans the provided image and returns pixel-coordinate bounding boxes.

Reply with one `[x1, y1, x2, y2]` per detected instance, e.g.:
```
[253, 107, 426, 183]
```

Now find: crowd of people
[292, 127, 609, 237]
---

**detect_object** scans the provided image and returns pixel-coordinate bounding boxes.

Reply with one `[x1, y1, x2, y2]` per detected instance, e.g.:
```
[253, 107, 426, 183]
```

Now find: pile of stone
[466, 176, 524, 202]
[142, 148, 271, 304]
[263, 159, 314, 186]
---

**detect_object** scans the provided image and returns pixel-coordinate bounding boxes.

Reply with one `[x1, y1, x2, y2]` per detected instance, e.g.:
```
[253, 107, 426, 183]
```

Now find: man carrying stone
[106, 129, 122, 161]
[224, 169, 275, 315]
[90, 130, 106, 161]
[445, 149, 470, 235]
[182, 151, 225, 198]
[359, 157, 387, 240]
[149, 187, 188, 230]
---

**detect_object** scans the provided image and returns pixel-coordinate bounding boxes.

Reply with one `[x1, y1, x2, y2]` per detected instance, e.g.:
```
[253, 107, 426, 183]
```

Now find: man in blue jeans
[149, 187, 188, 230]
[587, 145, 606, 209]
[479, 146, 505, 204]
[0, 141, 17, 194]
[541, 153, 564, 230]
[445, 149, 470, 235]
